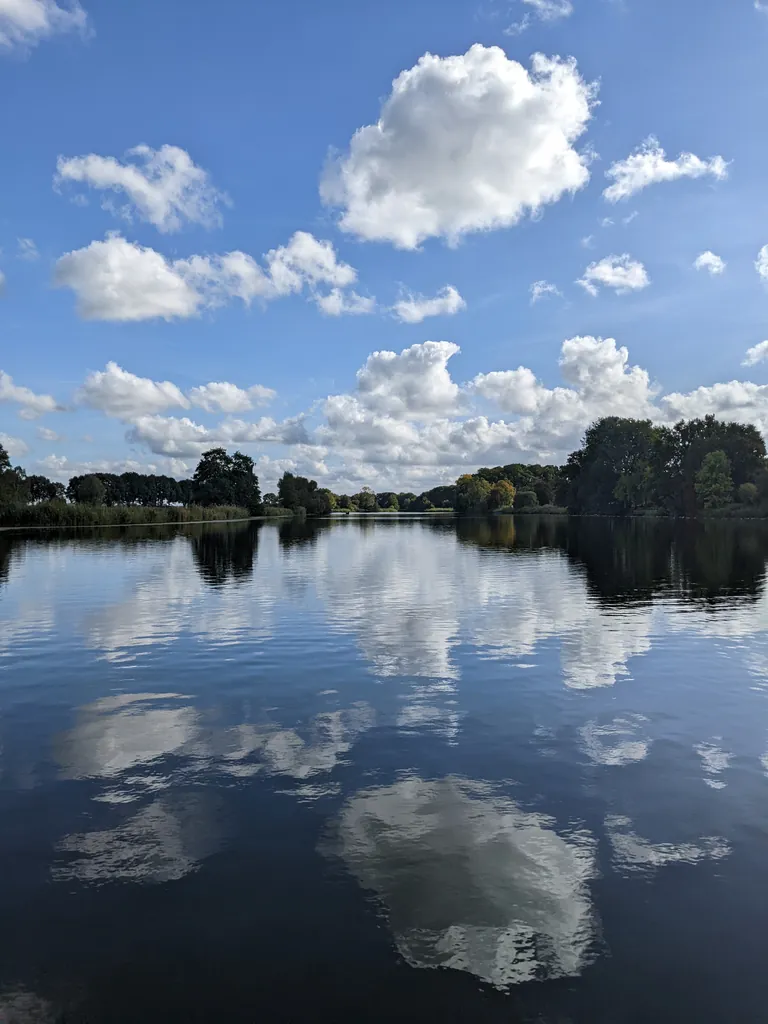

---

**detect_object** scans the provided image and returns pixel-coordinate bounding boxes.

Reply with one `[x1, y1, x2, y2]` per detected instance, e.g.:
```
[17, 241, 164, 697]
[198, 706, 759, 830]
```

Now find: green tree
[695, 450, 733, 509]
[738, 482, 759, 505]
[70, 474, 106, 505]
[355, 487, 378, 512]
[0, 444, 29, 507]
[192, 448, 235, 505]
[513, 489, 538, 510]
[27, 475, 65, 503]
[278, 472, 333, 515]
[455, 474, 491, 514]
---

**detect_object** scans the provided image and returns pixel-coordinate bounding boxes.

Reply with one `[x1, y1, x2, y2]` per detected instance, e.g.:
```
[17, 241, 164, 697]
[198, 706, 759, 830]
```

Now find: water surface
[1, 516, 768, 1022]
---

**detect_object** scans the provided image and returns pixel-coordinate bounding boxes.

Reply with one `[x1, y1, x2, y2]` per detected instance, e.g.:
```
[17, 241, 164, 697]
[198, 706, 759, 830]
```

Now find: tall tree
[695, 450, 733, 509]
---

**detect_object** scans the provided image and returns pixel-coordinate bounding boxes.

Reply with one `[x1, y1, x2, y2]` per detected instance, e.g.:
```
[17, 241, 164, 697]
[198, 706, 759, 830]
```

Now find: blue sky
[2, 0, 768, 491]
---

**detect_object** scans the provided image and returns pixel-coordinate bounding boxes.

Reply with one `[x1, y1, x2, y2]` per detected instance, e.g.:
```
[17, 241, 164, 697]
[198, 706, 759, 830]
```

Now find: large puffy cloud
[604, 136, 728, 202]
[743, 341, 768, 367]
[577, 254, 650, 296]
[321, 45, 596, 249]
[54, 230, 370, 322]
[0, 0, 87, 51]
[755, 245, 768, 282]
[392, 285, 465, 324]
[355, 340, 461, 419]
[78, 362, 190, 419]
[127, 413, 309, 457]
[318, 337, 658, 486]
[188, 381, 275, 413]
[77, 362, 275, 420]
[0, 369, 59, 419]
[661, 381, 768, 436]
[54, 234, 202, 321]
[55, 144, 228, 232]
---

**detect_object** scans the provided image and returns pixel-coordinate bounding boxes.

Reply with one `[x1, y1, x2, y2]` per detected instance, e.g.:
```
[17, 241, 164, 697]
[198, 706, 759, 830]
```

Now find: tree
[263, 492, 278, 507]
[191, 449, 260, 509]
[384, 493, 399, 511]
[355, 487, 377, 512]
[70, 474, 106, 505]
[0, 444, 28, 507]
[192, 448, 235, 505]
[514, 489, 538, 510]
[564, 417, 658, 515]
[455, 474, 491, 514]
[488, 479, 516, 510]
[695, 450, 733, 509]
[738, 482, 759, 505]
[278, 472, 333, 516]
[27, 475, 65, 503]
[230, 451, 262, 512]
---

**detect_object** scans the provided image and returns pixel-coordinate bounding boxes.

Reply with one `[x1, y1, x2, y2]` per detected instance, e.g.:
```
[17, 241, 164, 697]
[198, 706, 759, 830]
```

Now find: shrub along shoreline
[0, 504, 253, 529]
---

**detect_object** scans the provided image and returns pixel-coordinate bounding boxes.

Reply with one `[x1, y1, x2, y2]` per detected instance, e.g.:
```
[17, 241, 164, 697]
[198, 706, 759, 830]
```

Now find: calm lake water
[2, 515, 768, 1023]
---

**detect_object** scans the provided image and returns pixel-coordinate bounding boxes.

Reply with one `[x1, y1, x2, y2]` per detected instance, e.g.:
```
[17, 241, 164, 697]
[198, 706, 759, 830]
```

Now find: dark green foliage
[0, 504, 249, 528]
[354, 487, 378, 512]
[514, 489, 539, 509]
[26, 475, 65, 502]
[68, 474, 106, 505]
[564, 415, 767, 516]
[695, 450, 733, 509]
[191, 448, 261, 510]
[738, 482, 758, 505]
[278, 472, 333, 515]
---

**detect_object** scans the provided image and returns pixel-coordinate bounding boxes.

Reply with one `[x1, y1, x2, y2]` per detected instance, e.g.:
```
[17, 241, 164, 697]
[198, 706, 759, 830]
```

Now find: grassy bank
[0, 503, 251, 528]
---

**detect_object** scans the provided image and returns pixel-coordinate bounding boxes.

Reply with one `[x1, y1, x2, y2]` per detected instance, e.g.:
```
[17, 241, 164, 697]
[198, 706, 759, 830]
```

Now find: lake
[1, 515, 768, 1023]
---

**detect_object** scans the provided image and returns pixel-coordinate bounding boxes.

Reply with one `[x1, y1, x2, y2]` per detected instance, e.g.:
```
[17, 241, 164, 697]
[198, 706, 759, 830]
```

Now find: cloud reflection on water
[325, 775, 598, 989]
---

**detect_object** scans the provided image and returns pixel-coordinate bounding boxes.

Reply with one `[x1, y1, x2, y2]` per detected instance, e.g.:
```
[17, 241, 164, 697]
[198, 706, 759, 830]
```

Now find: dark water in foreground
[1, 515, 768, 1023]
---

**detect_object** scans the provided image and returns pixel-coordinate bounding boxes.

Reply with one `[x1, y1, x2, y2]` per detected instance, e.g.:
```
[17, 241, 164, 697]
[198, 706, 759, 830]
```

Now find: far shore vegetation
[2, 415, 768, 529]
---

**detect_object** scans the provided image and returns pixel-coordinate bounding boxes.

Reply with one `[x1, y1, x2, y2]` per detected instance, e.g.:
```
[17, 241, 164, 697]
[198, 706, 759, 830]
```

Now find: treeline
[453, 415, 768, 517]
[268, 473, 457, 515]
[562, 415, 768, 516]
[3, 414, 768, 528]
[0, 446, 262, 527]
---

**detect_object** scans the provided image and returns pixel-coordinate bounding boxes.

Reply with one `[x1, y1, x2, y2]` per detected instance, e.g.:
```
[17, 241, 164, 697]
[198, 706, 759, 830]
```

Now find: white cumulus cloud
[0, 369, 59, 419]
[127, 414, 309, 458]
[54, 230, 367, 322]
[755, 244, 768, 282]
[743, 341, 768, 367]
[55, 144, 228, 233]
[530, 280, 562, 304]
[321, 45, 596, 249]
[54, 234, 202, 321]
[314, 289, 375, 317]
[0, 0, 87, 51]
[78, 362, 190, 420]
[392, 285, 465, 323]
[0, 432, 28, 458]
[604, 136, 728, 202]
[188, 381, 275, 413]
[694, 251, 725, 275]
[577, 254, 650, 296]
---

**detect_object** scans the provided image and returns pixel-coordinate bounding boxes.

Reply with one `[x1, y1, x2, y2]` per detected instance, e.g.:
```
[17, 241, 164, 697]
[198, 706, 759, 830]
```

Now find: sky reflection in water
[1, 516, 768, 1021]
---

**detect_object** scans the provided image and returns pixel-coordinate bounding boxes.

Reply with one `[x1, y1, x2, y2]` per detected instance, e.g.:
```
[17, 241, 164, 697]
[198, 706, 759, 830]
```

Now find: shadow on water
[455, 514, 768, 606]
